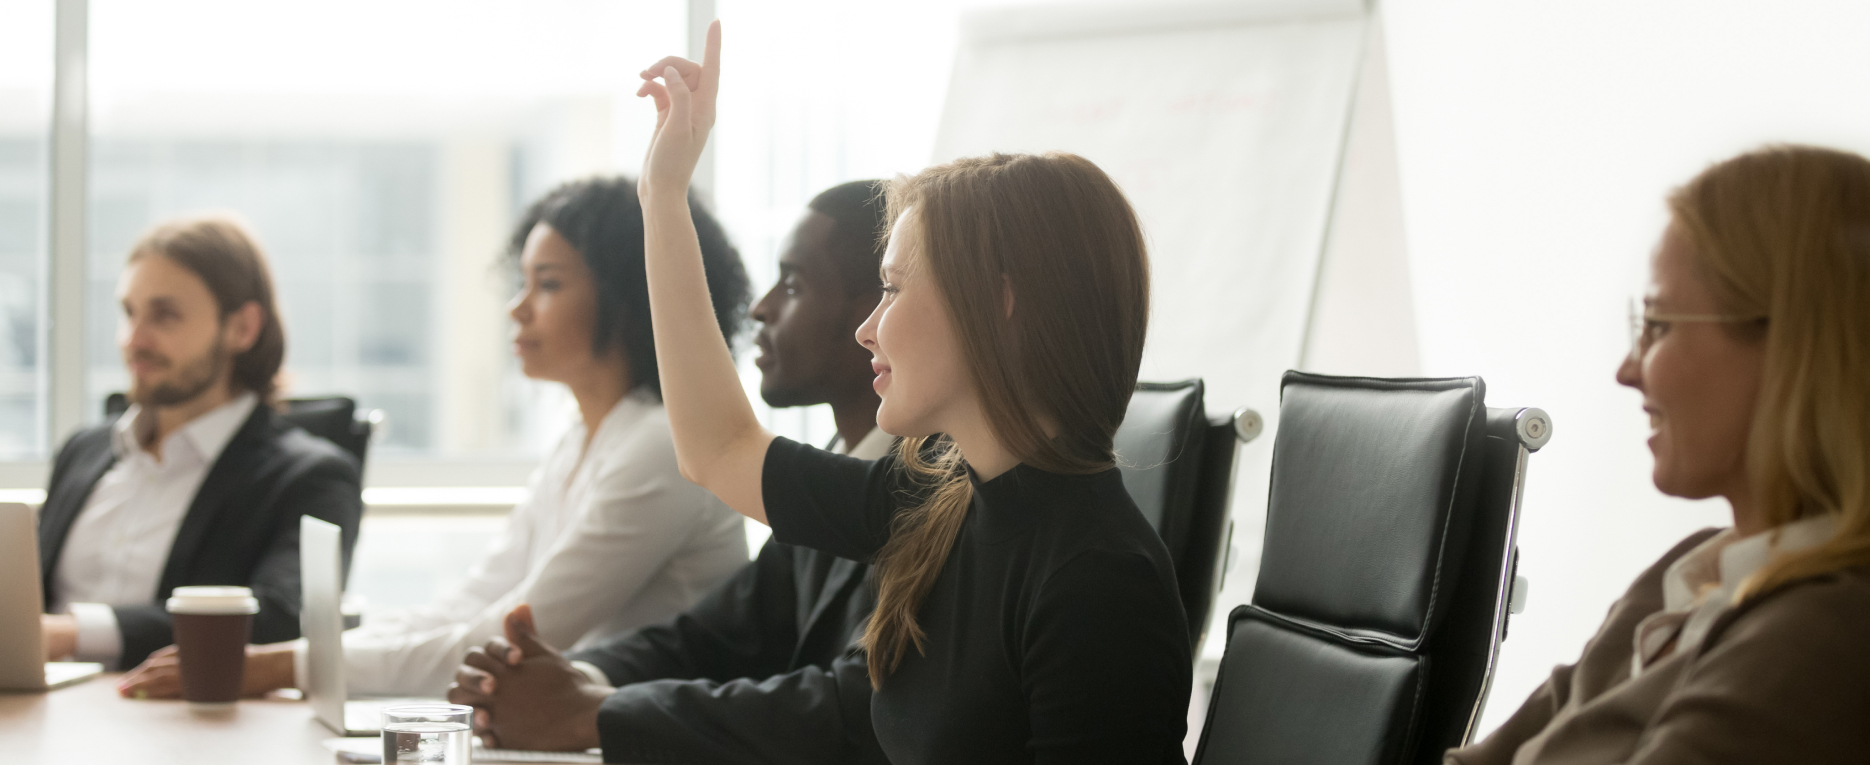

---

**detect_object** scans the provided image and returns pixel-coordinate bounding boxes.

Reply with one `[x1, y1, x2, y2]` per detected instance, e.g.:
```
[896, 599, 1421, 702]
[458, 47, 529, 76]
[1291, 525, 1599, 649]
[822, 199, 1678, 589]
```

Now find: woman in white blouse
[120, 177, 753, 698]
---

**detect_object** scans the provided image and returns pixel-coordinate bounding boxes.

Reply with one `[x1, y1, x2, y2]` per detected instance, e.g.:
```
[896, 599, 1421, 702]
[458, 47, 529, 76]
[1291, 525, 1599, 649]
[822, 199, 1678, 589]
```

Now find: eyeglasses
[1627, 297, 1767, 361]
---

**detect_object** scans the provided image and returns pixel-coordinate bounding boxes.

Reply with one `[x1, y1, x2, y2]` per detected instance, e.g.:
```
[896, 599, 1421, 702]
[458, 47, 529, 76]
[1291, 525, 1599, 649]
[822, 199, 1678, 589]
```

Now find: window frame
[4, 0, 718, 498]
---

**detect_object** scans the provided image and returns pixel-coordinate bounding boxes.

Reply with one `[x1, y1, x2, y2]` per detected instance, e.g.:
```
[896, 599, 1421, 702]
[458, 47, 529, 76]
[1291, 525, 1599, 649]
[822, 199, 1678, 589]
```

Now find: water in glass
[383, 720, 472, 763]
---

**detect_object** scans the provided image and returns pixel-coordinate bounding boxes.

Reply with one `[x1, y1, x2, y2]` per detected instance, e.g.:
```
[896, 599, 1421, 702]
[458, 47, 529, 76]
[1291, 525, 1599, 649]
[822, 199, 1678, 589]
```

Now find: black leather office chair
[104, 393, 380, 466]
[1115, 380, 1264, 650]
[1191, 372, 1549, 765]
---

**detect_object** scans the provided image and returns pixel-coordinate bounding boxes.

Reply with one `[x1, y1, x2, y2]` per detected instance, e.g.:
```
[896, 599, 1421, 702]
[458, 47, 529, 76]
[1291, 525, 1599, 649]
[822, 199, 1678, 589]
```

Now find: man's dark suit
[37, 403, 364, 668]
[568, 540, 884, 765]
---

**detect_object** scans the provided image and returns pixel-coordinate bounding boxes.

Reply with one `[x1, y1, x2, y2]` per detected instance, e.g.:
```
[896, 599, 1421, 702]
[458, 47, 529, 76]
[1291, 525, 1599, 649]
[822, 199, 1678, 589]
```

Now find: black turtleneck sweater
[763, 436, 1191, 765]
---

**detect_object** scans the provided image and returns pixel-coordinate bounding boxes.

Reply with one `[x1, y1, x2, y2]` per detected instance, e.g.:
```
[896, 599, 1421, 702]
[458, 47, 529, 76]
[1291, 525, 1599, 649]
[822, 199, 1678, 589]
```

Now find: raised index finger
[699, 19, 721, 100]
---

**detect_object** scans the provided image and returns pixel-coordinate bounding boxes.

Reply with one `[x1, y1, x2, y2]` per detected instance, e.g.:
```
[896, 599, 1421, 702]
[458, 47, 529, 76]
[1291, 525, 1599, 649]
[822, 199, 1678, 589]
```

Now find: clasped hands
[447, 603, 611, 752]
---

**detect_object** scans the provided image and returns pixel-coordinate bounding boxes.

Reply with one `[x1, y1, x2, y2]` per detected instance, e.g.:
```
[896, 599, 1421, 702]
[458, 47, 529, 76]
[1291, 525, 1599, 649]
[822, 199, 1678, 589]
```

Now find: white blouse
[307, 388, 748, 696]
[1631, 513, 1839, 676]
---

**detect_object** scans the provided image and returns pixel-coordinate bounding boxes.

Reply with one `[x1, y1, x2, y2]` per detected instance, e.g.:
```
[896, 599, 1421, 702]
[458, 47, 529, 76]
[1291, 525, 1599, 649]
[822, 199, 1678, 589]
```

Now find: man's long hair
[128, 217, 286, 402]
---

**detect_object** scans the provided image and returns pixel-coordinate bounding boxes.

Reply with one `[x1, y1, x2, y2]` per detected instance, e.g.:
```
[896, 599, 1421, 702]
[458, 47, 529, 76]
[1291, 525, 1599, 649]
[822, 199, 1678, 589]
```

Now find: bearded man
[36, 217, 362, 671]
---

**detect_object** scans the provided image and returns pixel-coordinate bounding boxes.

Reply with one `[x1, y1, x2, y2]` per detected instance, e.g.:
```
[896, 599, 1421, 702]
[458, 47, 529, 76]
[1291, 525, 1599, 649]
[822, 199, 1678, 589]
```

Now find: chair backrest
[280, 397, 375, 467]
[103, 393, 376, 466]
[1181, 409, 1246, 650]
[1192, 372, 1549, 765]
[1114, 380, 1250, 649]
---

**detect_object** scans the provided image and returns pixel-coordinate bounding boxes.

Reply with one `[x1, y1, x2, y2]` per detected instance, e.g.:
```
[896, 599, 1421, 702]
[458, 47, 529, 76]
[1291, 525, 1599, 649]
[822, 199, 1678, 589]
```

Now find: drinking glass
[382, 704, 473, 764]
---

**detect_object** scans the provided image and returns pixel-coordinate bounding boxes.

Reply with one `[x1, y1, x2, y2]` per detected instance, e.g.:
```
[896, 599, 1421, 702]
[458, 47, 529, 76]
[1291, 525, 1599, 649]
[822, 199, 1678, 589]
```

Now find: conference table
[0, 673, 357, 764]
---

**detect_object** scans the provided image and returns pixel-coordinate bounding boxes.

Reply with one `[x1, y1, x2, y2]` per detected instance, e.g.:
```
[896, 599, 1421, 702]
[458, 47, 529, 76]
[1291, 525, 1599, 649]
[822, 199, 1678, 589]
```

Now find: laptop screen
[299, 515, 348, 730]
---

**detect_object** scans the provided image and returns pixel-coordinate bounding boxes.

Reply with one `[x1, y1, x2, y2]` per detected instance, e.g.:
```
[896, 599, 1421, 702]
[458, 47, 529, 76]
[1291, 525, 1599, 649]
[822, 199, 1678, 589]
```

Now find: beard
[129, 335, 230, 408]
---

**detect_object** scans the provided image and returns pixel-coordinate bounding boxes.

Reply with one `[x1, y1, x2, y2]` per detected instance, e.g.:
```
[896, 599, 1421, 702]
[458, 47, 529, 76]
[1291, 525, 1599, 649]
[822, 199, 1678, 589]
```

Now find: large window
[82, 0, 685, 464]
[0, 1, 53, 460]
[3, 0, 1023, 605]
[4, 0, 1009, 480]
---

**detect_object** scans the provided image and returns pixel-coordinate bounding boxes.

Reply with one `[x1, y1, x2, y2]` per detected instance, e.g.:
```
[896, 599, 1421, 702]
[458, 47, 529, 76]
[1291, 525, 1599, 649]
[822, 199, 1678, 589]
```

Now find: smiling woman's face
[855, 209, 973, 438]
[1615, 223, 1767, 504]
[507, 223, 606, 384]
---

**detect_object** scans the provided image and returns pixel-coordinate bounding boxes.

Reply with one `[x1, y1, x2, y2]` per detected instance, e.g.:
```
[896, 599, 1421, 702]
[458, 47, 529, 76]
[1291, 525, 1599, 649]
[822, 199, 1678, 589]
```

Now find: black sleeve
[1023, 550, 1193, 765]
[568, 541, 801, 687]
[108, 603, 170, 670]
[761, 436, 901, 563]
[595, 650, 885, 765]
[110, 451, 363, 667]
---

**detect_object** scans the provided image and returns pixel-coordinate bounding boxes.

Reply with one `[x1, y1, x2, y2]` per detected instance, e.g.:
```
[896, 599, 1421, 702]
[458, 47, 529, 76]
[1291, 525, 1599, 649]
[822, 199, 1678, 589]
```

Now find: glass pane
[86, 0, 684, 458]
[712, 0, 989, 448]
[0, 1, 53, 459]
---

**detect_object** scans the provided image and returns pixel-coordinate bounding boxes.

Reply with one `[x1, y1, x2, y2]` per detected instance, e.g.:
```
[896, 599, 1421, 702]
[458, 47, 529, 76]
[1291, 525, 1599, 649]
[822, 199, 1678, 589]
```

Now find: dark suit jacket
[38, 403, 363, 668]
[567, 540, 884, 765]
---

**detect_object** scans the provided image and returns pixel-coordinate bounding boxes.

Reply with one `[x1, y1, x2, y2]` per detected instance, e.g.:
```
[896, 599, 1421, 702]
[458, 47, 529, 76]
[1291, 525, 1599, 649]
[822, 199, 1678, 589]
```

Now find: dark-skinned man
[449, 180, 891, 765]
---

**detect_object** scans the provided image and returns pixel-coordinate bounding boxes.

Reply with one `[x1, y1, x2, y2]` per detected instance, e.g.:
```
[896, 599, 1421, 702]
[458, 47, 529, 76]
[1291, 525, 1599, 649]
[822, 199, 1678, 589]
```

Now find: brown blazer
[1447, 528, 1870, 764]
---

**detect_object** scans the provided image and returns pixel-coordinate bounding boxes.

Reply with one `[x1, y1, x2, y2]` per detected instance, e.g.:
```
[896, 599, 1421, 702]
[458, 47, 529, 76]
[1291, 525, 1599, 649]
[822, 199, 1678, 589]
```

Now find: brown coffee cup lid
[166, 586, 260, 615]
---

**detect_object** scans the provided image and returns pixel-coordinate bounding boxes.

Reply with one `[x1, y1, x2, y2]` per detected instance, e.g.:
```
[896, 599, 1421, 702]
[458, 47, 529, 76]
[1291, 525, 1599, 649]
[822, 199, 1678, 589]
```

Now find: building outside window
[76, 0, 687, 467]
[0, 0, 53, 460]
[3, 0, 1000, 606]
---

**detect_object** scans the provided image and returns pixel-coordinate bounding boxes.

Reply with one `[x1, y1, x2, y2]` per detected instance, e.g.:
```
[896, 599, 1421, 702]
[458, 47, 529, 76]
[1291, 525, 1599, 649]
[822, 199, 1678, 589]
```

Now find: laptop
[301, 516, 602, 763]
[301, 514, 429, 735]
[0, 503, 105, 691]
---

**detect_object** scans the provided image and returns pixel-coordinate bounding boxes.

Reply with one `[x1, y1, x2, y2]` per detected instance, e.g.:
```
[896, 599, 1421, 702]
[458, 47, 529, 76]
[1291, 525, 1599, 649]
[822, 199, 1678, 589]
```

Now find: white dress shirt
[306, 388, 750, 697]
[1631, 513, 1839, 676]
[51, 392, 260, 667]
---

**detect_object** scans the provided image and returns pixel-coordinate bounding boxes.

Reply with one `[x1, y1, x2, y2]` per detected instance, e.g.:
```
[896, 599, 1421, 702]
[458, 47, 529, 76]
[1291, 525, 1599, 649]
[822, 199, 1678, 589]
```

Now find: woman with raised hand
[1448, 145, 1870, 763]
[633, 22, 1191, 765]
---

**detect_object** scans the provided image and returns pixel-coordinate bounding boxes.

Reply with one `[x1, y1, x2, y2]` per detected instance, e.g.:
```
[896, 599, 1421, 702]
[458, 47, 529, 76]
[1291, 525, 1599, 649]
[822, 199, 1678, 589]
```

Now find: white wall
[1380, 0, 1870, 734]
[1302, 17, 1419, 380]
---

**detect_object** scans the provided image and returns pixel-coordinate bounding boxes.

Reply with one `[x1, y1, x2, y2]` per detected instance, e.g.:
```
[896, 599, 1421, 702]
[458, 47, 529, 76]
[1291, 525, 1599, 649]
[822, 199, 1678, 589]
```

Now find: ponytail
[862, 435, 972, 686]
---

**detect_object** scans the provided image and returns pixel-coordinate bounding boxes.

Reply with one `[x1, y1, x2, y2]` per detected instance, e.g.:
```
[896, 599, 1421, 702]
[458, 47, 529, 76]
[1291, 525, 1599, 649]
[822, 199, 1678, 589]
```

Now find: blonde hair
[862, 153, 1150, 687]
[1667, 145, 1870, 599]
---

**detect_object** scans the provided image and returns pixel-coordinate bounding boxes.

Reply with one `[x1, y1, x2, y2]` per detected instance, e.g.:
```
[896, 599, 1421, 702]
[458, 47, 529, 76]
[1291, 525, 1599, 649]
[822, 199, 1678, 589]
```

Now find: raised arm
[635, 21, 773, 523]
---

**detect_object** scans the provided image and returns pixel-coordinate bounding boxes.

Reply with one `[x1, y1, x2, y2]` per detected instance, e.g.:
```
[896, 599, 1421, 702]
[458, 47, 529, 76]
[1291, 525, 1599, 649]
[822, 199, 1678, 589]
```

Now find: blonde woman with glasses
[1449, 145, 1870, 763]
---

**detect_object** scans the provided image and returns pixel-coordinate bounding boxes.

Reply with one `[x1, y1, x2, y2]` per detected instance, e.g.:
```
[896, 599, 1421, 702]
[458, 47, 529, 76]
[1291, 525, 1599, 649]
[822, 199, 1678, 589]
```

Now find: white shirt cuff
[570, 660, 610, 687]
[66, 602, 124, 669]
[292, 639, 311, 691]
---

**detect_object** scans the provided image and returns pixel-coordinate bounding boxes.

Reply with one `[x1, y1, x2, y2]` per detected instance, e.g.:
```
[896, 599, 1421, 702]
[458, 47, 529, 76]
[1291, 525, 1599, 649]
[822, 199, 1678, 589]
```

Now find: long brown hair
[1665, 145, 1870, 600]
[128, 216, 287, 402]
[862, 152, 1151, 686]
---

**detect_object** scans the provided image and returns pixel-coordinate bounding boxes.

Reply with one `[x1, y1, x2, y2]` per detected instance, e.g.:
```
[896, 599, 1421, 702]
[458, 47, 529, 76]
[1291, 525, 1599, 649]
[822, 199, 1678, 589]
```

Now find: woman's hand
[636, 17, 773, 522]
[635, 19, 721, 202]
[117, 642, 297, 699]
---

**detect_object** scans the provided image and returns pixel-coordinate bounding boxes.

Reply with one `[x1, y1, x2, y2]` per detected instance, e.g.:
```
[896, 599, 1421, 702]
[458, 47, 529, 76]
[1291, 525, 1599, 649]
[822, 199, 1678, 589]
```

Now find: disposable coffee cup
[165, 586, 259, 711]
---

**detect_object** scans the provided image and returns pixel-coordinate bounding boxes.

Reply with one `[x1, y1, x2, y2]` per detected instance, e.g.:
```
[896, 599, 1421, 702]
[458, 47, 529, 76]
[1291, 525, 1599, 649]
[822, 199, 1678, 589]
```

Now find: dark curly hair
[506, 176, 750, 398]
